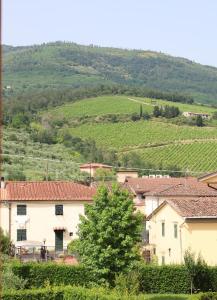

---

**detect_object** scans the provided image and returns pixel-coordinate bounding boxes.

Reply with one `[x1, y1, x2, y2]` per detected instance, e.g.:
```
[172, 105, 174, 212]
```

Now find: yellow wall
[149, 204, 217, 265]
[149, 204, 185, 265]
[199, 174, 217, 184]
[186, 222, 217, 266]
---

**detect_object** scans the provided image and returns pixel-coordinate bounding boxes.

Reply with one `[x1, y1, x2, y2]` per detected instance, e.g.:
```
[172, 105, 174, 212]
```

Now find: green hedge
[2, 286, 114, 300]
[2, 286, 193, 300]
[11, 263, 94, 288]
[200, 292, 217, 300]
[10, 262, 217, 294]
[138, 265, 190, 294]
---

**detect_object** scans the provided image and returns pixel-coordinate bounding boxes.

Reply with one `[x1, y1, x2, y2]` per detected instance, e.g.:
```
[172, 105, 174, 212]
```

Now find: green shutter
[55, 205, 63, 215]
[55, 231, 63, 251]
[174, 224, 178, 238]
[17, 205, 26, 215]
[17, 229, 27, 241]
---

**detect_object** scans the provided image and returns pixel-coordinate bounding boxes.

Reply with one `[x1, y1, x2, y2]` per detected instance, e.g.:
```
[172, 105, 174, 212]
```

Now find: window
[17, 205, 26, 215]
[161, 222, 165, 237]
[162, 256, 165, 265]
[17, 229, 27, 241]
[55, 205, 63, 215]
[174, 223, 178, 238]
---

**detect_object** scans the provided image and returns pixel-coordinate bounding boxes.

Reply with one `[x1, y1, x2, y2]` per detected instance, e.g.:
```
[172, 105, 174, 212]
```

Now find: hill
[3, 42, 217, 105]
[3, 94, 217, 180]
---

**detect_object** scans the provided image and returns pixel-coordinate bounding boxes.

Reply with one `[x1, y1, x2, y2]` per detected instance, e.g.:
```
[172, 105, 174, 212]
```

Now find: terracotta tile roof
[147, 197, 217, 219]
[167, 198, 217, 218]
[0, 181, 96, 201]
[125, 177, 217, 197]
[80, 163, 112, 169]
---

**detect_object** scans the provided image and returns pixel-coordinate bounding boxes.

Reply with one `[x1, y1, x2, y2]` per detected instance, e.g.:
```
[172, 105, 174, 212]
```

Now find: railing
[15, 246, 69, 262]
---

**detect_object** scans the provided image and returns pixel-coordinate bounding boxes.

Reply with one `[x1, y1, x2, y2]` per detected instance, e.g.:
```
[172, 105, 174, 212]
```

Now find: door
[55, 230, 63, 251]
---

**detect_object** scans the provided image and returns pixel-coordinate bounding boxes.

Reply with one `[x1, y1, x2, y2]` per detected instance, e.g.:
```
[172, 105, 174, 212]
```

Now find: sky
[3, 0, 217, 67]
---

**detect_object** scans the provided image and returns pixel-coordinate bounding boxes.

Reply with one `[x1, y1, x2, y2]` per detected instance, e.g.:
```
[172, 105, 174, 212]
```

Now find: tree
[139, 105, 143, 119]
[184, 249, 210, 293]
[75, 185, 143, 283]
[0, 228, 10, 255]
[196, 115, 204, 127]
[153, 106, 161, 117]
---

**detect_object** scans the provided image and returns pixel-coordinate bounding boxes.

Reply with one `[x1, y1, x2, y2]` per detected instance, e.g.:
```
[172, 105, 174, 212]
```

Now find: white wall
[1, 201, 91, 248]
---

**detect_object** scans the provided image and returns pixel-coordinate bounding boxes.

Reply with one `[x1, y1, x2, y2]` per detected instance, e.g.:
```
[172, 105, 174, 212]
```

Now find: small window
[17, 229, 27, 241]
[161, 222, 165, 237]
[174, 223, 178, 238]
[17, 205, 26, 215]
[162, 256, 165, 265]
[55, 205, 63, 215]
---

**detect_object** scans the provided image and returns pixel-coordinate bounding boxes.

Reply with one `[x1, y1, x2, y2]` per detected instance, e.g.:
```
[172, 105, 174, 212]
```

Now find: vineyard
[46, 95, 216, 118]
[47, 95, 152, 118]
[69, 120, 217, 150]
[135, 141, 217, 172]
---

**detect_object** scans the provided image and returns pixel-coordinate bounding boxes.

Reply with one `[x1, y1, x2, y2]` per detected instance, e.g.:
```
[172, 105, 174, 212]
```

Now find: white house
[0, 180, 96, 251]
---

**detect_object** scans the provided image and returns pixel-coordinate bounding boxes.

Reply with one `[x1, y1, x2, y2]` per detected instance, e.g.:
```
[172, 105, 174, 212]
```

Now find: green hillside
[3, 93, 217, 177]
[3, 42, 217, 104]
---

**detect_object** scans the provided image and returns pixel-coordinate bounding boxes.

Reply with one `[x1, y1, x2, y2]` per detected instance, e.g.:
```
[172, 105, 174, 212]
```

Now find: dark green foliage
[131, 113, 141, 121]
[196, 115, 204, 127]
[3, 84, 193, 127]
[0, 228, 11, 255]
[138, 265, 190, 294]
[10, 262, 217, 294]
[153, 105, 180, 118]
[153, 106, 161, 117]
[4, 42, 216, 104]
[11, 263, 93, 288]
[199, 293, 217, 300]
[6, 169, 26, 181]
[75, 185, 143, 283]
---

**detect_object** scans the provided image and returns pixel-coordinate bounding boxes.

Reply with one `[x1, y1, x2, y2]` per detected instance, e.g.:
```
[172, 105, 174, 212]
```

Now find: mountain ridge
[3, 41, 217, 104]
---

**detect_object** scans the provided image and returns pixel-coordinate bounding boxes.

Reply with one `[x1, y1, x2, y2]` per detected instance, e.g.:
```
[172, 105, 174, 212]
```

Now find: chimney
[1, 177, 5, 189]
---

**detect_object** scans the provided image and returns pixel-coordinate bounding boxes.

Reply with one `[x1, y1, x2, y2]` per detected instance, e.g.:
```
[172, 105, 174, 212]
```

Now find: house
[147, 197, 217, 266]
[116, 169, 138, 183]
[182, 112, 210, 119]
[125, 176, 217, 216]
[0, 180, 96, 252]
[198, 170, 217, 185]
[79, 163, 112, 177]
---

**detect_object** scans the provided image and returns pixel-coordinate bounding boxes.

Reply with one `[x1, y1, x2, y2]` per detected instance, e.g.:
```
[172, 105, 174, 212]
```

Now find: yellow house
[0, 180, 96, 252]
[198, 171, 217, 185]
[147, 197, 217, 266]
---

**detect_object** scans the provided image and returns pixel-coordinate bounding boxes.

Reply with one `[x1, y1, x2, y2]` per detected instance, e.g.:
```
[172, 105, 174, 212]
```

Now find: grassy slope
[3, 42, 217, 104]
[42, 95, 217, 173]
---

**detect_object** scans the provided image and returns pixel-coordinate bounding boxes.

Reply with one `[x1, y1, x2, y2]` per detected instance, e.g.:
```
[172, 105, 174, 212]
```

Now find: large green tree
[76, 185, 143, 283]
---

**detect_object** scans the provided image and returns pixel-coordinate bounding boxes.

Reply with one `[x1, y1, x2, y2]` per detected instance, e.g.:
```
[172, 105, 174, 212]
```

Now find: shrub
[11, 262, 94, 288]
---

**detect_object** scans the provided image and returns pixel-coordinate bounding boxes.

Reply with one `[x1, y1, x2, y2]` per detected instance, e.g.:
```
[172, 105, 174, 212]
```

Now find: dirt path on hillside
[127, 97, 155, 106]
[119, 138, 217, 153]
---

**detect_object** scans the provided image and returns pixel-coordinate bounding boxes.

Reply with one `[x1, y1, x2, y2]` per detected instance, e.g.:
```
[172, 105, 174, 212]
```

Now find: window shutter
[17, 205, 27, 215]
[55, 205, 63, 215]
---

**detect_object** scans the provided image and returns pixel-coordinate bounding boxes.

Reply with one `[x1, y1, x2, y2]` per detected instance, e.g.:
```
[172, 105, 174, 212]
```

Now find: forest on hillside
[3, 42, 217, 104]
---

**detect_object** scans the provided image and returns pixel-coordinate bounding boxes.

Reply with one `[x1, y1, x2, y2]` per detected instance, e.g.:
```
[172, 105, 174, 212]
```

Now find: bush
[11, 262, 94, 288]
[198, 292, 217, 300]
[1, 285, 134, 300]
[10, 262, 217, 294]
[138, 264, 190, 294]
[2, 264, 27, 291]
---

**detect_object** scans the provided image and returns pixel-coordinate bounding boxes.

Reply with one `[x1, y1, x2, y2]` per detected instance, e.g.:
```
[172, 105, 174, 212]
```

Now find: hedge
[2, 286, 118, 300]
[10, 262, 217, 294]
[11, 263, 94, 288]
[1, 286, 194, 300]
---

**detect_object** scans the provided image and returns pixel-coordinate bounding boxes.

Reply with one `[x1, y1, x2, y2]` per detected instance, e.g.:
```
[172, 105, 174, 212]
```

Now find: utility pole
[45, 160, 49, 181]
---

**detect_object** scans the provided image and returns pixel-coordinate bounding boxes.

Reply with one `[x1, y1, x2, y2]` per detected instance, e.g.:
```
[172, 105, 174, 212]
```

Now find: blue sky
[3, 0, 217, 67]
